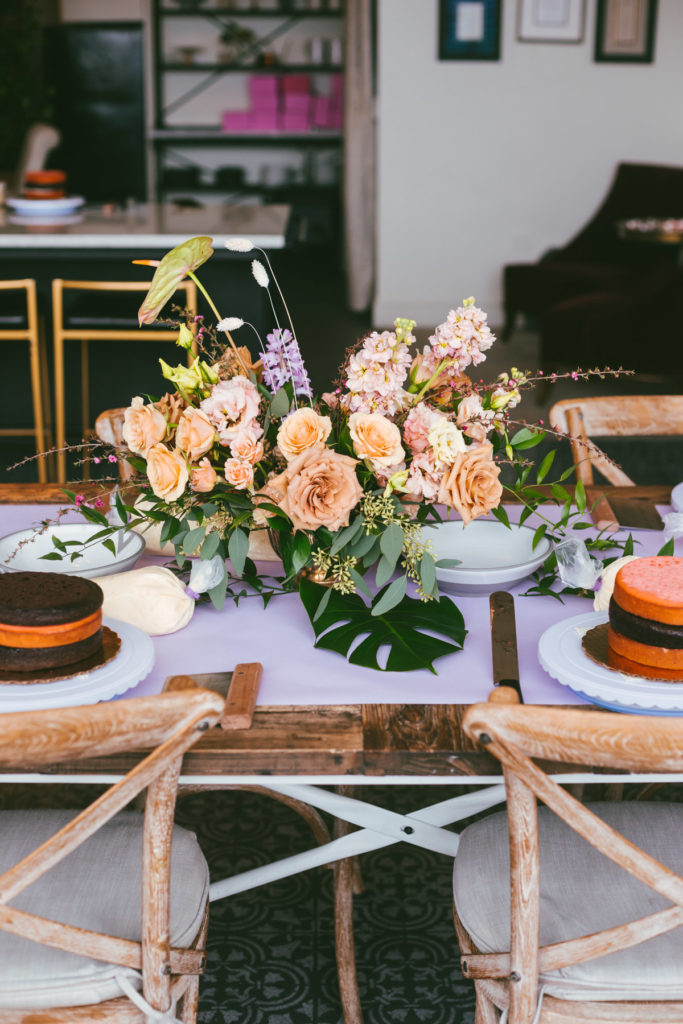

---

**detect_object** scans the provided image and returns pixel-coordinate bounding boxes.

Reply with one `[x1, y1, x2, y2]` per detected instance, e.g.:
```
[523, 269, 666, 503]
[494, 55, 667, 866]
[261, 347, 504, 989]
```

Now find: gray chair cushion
[0, 809, 209, 1009]
[453, 801, 683, 1000]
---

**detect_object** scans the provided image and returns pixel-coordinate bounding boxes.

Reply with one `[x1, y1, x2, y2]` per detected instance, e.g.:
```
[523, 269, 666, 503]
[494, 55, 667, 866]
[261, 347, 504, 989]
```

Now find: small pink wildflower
[93, 456, 101, 464]
[95, 498, 105, 509]
[108, 454, 118, 463]
[75, 494, 85, 507]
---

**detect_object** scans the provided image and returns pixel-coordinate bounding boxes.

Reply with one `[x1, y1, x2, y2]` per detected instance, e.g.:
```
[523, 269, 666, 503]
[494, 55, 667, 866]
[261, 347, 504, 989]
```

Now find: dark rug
[175, 787, 477, 1024]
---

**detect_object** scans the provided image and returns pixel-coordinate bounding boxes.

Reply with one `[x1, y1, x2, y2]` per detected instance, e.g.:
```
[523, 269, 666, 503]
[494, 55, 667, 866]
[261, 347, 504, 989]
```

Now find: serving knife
[489, 591, 524, 704]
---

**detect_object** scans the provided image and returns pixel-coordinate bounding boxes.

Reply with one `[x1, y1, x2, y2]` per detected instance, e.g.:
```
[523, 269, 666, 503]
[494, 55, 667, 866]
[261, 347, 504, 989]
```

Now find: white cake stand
[0, 617, 154, 712]
[538, 611, 683, 716]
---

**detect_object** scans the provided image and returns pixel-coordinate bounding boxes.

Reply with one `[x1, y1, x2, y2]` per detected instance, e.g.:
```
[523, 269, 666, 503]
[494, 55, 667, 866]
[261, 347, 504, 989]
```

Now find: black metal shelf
[159, 8, 343, 16]
[159, 181, 339, 194]
[161, 62, 342, 72]
[151, 128, 342, 144]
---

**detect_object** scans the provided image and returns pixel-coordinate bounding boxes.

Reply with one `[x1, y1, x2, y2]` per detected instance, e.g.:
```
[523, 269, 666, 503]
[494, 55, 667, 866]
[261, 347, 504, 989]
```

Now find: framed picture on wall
[438, 0, 502, 60]
[595, 0, 658, 62]
[518, 0, 586, 43]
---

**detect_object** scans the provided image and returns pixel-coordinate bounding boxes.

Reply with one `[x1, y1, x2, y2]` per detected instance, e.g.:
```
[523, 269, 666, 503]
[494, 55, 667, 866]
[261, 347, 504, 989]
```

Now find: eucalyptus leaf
[375, 554, 395, 589]
[379, 522, 404, 571]
[330, 516, 365, 556]
[183, 525, 206, 555]
[201, 529, 221, 561]
[420, 553, 437, 596]
[269, 387, 291, 419]
[228, 528, 250, 575]
[299, 578, 467, 673]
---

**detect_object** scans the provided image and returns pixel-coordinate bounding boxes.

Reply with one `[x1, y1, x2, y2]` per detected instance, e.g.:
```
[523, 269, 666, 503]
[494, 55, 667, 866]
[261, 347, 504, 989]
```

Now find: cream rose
[225, 458, 254, 490]
[277, 407, 331, 462]
[122, 396, 166, 455]
[349, 412, 404, 467]
[270, 445, 362, 532]
[438, 442, 502, 525]
[427, 417, 467, 466]
[191, 457, 217, 493]
[175, 407, 215, 461]
[146, 444, 189, 501]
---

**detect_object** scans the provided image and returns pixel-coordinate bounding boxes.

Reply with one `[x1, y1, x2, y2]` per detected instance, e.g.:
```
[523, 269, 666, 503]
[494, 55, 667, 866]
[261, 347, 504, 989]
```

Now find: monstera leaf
[138, 236, 214, 325]
[299, 578, 467, 673]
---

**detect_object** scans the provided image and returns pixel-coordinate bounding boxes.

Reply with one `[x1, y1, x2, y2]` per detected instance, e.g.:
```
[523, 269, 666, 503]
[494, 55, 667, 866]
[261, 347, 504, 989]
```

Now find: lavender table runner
[2, 504, 675, 707]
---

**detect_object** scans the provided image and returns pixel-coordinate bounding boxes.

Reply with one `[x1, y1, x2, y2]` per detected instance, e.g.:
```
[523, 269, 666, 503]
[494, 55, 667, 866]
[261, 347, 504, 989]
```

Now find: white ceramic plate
[8, 213, 84, 228]
[0, 524, 144, 578]
[671, 482, 683, 514]
[424, 519, 552, 596]
[538, 611, 683, 715]
[6, 196, 85, 216]
[0, 617, 154, 712]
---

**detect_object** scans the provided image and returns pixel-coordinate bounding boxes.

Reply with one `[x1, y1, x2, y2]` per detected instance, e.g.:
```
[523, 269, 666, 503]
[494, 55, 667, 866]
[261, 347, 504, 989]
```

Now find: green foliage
[299, 577, 467, 673]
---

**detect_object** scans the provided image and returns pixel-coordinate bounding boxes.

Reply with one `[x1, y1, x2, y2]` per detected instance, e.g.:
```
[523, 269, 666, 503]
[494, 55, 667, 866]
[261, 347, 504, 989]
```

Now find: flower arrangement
[55, 236, 630, 672]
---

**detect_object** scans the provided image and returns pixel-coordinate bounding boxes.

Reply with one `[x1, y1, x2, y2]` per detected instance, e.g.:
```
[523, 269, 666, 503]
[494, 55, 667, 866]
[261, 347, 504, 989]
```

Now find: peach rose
[175, 407, 215, 460]
[146, 444, 189, 501]
[122, 396, 167, 455]
[225, 458, 254, 490]
[277, 407, 331, 462]
[230, 431, 264, 465]
[191, 457, 217, 493]
[438, 442, 502, 525]
[348, 412, 404, 467]
[269, 445, 362, 532]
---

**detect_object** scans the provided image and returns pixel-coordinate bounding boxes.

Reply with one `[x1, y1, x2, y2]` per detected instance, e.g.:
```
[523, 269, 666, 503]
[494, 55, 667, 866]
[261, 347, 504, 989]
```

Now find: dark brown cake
[0, 572, 104, 672]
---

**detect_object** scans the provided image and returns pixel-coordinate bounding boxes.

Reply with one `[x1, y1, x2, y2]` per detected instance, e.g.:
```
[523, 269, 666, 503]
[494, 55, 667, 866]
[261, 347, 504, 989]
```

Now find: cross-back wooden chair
[454, 703, 683, 1024]
[549, 395, 683, 486]
[0, 688, 223, 1022]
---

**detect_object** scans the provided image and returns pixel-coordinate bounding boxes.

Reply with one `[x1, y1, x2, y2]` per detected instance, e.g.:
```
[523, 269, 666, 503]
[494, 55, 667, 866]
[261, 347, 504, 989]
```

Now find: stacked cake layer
[0, 572, 104, 672]
[608, 556, 683, 680]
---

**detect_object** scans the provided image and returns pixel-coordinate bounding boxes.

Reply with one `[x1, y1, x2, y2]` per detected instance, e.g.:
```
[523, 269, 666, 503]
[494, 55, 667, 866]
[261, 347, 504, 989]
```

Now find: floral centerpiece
[56, 236, 629, 672]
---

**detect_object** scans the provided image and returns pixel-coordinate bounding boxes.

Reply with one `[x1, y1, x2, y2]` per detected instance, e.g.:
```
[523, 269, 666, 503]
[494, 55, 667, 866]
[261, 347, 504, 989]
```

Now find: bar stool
[0, 279, 51, 483]
[52, 278, 197, 481]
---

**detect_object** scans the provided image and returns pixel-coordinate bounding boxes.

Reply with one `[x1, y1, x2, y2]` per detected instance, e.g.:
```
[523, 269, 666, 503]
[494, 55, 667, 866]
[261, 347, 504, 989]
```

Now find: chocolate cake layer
[0, 629, 103, 671]
[0, 573, 103, 627]
[609, 597, 683, 650]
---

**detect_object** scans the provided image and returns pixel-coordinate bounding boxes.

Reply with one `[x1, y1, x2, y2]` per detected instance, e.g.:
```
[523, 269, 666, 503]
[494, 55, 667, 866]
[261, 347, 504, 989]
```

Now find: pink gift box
[282, 94, 310, 113]
[312, 96, 331, 128]
[249, 74, 279, 95]
[249, 112, 279, 131]
[280, 115, 310, 132]
[221, 111, 250, 132]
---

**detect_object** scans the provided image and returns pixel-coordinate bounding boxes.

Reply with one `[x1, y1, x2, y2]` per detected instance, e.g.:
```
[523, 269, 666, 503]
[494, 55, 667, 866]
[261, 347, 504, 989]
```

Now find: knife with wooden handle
[489, 591, 524, 704]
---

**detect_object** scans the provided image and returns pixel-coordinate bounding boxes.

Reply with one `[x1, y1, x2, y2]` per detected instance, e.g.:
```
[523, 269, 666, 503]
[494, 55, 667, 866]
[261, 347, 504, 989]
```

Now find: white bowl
[0, 524, 145, 579]
[424, 519, 553, 596]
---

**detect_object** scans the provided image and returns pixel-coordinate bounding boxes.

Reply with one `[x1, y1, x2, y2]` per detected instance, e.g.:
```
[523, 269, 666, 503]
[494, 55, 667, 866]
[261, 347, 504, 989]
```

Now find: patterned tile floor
[176, 788, 476, 1024]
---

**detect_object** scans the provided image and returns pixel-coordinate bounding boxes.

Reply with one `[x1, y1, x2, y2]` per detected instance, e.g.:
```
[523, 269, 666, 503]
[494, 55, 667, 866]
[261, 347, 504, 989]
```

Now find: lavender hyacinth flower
[262, 328, 312, 400]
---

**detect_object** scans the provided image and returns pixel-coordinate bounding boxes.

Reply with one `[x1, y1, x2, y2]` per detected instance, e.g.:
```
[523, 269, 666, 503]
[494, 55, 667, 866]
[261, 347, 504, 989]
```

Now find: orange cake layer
[0, 609, 102, 649]
[607, 626, 683, 670]
[612, 556, 683, 625]
[607, 644, 683, 681]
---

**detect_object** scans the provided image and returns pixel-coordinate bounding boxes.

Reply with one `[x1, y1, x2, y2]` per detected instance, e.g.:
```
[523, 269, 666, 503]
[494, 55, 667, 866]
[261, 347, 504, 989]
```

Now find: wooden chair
[0, 688, 223, 1022]
[454, 703, 683, 1024]
[0, 279, 51, 482]
[549, 395, 683, 486]
[52, 279, 198, 481]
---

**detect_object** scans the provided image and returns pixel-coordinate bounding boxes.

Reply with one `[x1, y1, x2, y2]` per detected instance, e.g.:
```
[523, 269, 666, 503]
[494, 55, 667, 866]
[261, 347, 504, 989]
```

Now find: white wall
[374, 0, 683, 328]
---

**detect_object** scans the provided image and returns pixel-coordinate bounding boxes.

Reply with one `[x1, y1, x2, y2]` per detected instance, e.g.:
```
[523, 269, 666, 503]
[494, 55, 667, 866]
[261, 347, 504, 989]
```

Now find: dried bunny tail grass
[225, 237, 254, 253]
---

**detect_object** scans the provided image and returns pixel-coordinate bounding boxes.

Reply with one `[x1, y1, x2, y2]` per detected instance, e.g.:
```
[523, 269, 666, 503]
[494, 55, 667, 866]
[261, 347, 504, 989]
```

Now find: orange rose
[271, 445, 362, 532]
[438, 442, 502, 525]
[230, 432, 264, 465]
[191, 457, 217, 493]
[277, 407, 331, 462]
[175, 407, 215, 460]
[146, 444, 189, 501]
[122, 396, 167, 455]
[225, 458, 254, 490]
[348, 412, 404, 467]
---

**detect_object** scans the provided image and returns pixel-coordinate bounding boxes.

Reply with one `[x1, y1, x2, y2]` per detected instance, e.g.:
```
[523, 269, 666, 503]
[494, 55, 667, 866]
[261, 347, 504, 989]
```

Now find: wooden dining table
[1, 481, 680, 1022]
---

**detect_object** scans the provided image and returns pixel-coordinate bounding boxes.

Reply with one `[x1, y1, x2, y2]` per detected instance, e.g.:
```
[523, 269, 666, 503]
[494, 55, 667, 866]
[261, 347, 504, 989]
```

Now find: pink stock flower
[402, 403, 441, 454]
[425, 299, 495, 376]
[200, 376, 262, 445]
[341, 330, 412, 416]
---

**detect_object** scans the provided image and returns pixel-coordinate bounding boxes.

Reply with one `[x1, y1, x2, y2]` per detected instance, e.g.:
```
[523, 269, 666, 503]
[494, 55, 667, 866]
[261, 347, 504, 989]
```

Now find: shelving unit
[150, 1, 345, 243]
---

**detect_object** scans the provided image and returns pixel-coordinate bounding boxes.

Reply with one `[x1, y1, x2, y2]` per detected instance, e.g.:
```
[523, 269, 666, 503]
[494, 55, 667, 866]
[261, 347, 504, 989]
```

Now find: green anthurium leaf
[138, 236, 214, 325]
[279, 529, 311, 579]
[298, 577, 467, 673]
